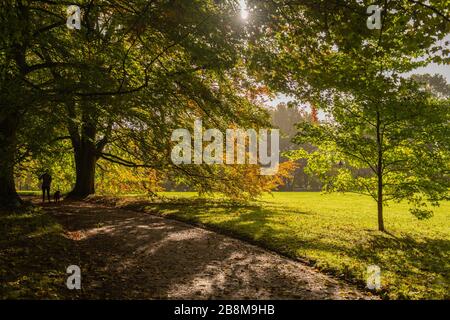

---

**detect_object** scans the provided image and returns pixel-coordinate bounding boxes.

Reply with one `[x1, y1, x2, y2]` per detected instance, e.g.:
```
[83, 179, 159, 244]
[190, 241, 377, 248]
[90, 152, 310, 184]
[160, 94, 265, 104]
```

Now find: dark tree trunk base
[67, 148, 97, 200]
[64, 192, 92, 200]
[0, 193, 23, 209]
[0, 112, 22, 210]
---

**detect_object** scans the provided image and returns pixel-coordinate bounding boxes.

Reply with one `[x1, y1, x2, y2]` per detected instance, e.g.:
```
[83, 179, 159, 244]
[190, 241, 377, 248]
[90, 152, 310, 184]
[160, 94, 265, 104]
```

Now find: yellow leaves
[96, 159, 163, 195]
[227, 161, 298, 197]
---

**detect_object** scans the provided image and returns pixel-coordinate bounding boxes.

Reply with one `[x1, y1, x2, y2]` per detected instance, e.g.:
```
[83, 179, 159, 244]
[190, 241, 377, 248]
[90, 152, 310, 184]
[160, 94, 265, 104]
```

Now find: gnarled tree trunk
[66, 117, 98, 199]
[65, 101, 109, 199]
[65, 99, 96, 198]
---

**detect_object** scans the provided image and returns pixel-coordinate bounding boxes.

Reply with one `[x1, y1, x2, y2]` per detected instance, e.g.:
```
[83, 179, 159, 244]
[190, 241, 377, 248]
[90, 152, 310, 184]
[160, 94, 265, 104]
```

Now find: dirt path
[45, 201, 375, 299]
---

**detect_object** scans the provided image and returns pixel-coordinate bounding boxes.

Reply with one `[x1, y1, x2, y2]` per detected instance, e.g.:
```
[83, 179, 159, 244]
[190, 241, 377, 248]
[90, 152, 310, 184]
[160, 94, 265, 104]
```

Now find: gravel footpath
[45, 201, 376, 299]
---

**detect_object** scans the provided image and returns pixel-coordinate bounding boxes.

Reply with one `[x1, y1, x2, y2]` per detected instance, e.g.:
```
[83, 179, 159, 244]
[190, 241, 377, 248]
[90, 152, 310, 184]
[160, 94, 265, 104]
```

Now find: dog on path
[54, 190, 61, 203]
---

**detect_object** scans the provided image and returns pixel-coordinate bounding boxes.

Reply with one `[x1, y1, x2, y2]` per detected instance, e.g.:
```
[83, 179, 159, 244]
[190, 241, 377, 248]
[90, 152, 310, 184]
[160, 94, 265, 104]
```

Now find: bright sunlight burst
[240, 0, 249, 20]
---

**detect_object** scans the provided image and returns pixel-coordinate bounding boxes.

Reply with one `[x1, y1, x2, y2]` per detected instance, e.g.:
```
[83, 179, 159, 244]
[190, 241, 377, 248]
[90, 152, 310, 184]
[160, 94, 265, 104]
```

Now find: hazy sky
[269, 62, 450, 108]
[405, 62, 450, 82]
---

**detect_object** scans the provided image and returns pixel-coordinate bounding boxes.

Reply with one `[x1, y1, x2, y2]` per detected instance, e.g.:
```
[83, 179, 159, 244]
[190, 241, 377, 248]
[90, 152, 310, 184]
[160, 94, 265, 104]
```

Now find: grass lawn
[100, 191, 449, 300]
[0, 206, 80, 299]
[17, 191, 41, 196]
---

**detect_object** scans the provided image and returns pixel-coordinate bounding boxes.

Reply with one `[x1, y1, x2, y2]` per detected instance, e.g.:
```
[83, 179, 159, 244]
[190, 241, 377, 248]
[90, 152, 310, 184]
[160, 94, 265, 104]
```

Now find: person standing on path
[39, 170, 52, 203]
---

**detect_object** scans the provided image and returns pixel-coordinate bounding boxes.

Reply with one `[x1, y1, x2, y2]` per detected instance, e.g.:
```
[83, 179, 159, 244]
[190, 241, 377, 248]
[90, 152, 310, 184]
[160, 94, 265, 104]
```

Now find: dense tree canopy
[0, 0, 278, 205]
[1, 0, 449, 217]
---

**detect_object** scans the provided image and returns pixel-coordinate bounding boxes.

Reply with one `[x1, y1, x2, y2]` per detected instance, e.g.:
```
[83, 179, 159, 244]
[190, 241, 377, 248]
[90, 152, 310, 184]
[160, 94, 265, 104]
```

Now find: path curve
[45, 201, 375, 299]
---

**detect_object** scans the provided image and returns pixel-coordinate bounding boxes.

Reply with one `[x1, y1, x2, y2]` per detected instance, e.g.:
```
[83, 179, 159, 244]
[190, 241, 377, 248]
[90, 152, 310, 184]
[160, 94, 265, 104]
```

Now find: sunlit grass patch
[105, 192, 449, 300]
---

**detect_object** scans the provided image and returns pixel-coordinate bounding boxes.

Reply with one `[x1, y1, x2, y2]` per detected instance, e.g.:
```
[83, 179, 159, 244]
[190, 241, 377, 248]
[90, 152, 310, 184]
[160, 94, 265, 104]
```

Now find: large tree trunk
[0, 114, 22, 208]
[67, 122, 98, 199]
[65, 99, 112, 199]
[66, 100, 100, 199]
[69, 141, 97, 198]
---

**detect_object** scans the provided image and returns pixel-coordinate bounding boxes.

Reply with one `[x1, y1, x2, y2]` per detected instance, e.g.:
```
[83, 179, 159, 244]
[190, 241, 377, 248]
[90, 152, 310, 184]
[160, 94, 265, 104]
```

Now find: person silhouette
[39, 170, 52, 203]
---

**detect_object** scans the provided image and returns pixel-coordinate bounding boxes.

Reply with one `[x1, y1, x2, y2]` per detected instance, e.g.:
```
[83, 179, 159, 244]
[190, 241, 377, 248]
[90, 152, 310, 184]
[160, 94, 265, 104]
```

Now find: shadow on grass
[0, 206, 81, 299]
[97, 197, 450, 300]
[357, 233, 450, 299]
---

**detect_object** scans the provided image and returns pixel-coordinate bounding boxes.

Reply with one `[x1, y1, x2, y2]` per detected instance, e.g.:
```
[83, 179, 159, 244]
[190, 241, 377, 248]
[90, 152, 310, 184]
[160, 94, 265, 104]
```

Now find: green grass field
[0, 206, 79, 299]
[13, 190, 450, 299]
[105, 191, 449, 300]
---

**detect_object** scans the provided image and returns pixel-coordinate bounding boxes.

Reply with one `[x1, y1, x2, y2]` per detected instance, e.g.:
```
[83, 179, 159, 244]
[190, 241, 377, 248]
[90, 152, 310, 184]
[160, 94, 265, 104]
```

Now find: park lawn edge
[85, 195, 383, 299]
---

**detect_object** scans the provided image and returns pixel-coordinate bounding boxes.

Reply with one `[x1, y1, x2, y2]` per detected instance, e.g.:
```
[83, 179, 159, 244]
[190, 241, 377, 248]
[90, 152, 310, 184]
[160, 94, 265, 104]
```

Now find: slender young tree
[245, 0, 449, 230]
[290, 77, 449, 231]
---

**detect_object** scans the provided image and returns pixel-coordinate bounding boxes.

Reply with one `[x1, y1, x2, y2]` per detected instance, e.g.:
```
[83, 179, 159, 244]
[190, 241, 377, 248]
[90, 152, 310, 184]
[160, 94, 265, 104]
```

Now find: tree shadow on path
[45, 201, 372, 299]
